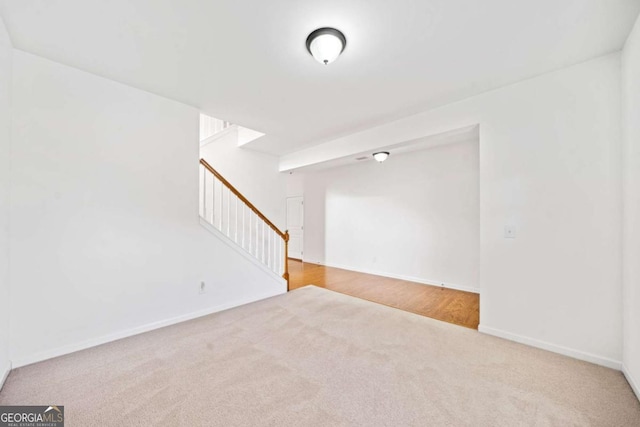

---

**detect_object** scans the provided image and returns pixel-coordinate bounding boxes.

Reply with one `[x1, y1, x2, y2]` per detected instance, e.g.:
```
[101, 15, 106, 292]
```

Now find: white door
[286, 197, 304, 260]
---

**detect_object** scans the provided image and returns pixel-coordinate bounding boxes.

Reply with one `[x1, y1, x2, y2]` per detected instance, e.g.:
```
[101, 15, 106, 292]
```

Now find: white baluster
[262, 221, 266, 264]
[279, 237, 283, 275]
[267, 228, 271, 268]
[276, 235, 280, 275]
[242, 204, 245, 249]
[271, 231, 278, 273]
[253, 215, 260, 259]
[268, 227, 272, 269]
[211, 176, 216, 227]
[273, 231, 277, 272]
[227, 188, 231, 237]
[273, 230, 277, 272]
[234, 196, 238, 243]
[218, 182, 224, 231]
[257, 217, 261, 260]
[200, 166, 205, 219]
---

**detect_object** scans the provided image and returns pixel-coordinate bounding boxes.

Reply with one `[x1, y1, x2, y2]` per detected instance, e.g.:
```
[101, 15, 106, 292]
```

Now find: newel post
[283, 230, 290, 291]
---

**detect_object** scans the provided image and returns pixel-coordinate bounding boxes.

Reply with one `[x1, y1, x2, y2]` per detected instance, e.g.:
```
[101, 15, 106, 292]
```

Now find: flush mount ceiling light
[373, 152, 390, 163]
[306, 27, 347, 65]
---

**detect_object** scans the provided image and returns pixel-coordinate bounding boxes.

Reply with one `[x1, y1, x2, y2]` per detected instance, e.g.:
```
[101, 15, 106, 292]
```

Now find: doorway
[286, 196, 304, 260]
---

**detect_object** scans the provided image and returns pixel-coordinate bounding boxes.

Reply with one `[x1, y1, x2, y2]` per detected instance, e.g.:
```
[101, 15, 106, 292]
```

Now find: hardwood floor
[288, 260, 479, 329]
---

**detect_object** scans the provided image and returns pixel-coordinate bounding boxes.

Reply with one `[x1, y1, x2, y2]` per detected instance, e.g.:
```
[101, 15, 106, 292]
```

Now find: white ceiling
[1, 0, 638, 155]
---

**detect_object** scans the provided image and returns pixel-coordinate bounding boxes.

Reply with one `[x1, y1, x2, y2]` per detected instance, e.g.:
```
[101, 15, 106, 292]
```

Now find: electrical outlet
[199, 281, 206, 294]
[504, 225, 516, 239]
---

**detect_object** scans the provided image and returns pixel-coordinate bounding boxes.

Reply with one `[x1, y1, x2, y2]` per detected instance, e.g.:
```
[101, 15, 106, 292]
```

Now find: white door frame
[286, 196, 304, 260]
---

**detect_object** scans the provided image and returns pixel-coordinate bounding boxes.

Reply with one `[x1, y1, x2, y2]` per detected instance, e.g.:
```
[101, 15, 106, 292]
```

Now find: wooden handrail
[200, 158, 290, 289]
[200, 159, 286, 239]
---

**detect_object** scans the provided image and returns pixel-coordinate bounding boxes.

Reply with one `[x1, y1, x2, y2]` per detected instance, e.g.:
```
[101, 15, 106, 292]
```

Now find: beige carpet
[1, 286, 639, 426]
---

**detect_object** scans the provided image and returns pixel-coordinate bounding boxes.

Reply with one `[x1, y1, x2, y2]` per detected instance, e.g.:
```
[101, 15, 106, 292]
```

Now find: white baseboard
[478, 324, 621, 370]
[11, 289, 284, 369]
[0, 359, 11, 392]
[320, 261, 479, 294]
[623, 364, 640, 402]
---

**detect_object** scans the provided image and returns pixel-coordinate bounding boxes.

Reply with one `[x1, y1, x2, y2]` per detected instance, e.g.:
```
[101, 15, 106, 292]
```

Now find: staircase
[199, 159, 289, 288]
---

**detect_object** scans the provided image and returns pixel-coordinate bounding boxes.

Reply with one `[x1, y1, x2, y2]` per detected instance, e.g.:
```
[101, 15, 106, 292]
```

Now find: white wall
[304, 140, 479, 292]
[622, 14, 640, 399]
[283, 53, 622, 368]
[285, 172, 304, 198]
[0, 17, 12, 385]
[200, 131, 286, 230]
[9, 50, 285, 367]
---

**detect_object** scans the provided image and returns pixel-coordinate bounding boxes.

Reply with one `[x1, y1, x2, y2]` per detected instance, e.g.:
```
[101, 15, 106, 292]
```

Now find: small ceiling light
[306, 27, 347, 65]
[373, 152, 390, 163]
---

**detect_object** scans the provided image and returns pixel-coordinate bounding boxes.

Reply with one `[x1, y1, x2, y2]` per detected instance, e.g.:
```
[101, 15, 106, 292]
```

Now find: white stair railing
[199, 114, 232, 141]
[199, 159, 289, 287]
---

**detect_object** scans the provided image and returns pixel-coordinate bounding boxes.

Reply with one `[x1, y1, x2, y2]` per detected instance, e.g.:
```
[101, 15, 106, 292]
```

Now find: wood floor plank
[288, 260, 480, 329]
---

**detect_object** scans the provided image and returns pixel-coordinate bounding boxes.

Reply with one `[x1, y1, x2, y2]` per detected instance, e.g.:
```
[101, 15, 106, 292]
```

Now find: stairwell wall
[0, 16, 12, 387]
[622, 12, 640, 400]
[8, 50, 285, 367]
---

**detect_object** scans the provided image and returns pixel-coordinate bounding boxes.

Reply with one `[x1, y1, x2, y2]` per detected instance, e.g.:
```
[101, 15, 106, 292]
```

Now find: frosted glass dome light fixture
[373, 152, 390, 163]
[306, 27, 347, 65]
